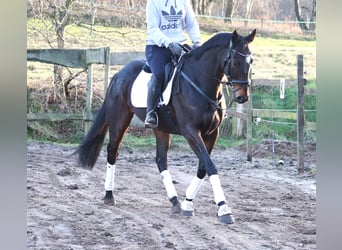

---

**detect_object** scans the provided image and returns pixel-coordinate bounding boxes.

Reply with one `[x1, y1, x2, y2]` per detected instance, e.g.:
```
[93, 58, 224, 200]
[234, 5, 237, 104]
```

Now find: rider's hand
[192, 42, 201, 49]
[168, 42, 182, 57]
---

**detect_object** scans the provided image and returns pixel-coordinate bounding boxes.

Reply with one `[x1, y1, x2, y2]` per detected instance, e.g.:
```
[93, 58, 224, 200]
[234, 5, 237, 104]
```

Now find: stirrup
[144, 111, 158, 128]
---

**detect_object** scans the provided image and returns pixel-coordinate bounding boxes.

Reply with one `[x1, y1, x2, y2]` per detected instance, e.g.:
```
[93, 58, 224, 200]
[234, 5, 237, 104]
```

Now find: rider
[144, 0, 202, 128]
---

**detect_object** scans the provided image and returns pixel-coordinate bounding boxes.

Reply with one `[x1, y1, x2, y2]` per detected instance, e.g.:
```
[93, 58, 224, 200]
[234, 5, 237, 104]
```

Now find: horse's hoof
[103, 196, 115, 205]
[180, 200, 194, 216]
[217, 204, 234, 224]
[172, 202, 181, 214]
[103, 198, 115, 205]
[170, 196, 181, 214]
[103, 191, 115, 205]
[181, 209, 194, 216]
[218, 214, 235, 224]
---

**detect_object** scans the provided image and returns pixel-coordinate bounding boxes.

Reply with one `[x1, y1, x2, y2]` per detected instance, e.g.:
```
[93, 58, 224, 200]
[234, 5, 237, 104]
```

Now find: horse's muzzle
[235, 95, 248, 104]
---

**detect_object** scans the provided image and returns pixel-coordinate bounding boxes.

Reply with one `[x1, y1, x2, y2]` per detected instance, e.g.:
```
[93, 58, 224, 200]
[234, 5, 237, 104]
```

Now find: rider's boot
[145, 75, 162, 128]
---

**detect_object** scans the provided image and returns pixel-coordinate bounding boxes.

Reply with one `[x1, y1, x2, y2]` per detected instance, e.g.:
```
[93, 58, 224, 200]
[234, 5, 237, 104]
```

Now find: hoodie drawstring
[165, 0, 177, 8]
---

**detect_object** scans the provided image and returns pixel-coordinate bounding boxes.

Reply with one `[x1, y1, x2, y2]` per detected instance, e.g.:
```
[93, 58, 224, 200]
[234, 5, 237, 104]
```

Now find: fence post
[104, 47, 111, 96]
[246, 76, 253, 161]
[297, 55, 304, 173]
[84, 64, 93, 134]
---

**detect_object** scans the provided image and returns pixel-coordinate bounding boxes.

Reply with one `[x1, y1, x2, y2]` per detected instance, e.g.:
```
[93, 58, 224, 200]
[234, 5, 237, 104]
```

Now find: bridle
[223, 40, 253, 87]
[178, 39, 253, 110]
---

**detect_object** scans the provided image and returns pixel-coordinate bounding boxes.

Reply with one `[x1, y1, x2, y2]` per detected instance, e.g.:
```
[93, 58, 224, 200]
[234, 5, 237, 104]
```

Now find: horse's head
[224, 29, 256, 104]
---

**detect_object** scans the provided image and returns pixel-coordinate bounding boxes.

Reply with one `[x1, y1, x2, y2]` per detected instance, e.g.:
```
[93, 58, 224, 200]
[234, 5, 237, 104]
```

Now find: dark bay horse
[75, 29, 256, 224]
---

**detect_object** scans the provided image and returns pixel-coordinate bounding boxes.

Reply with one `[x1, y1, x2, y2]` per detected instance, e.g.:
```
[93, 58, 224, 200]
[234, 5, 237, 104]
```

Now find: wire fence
[58, 3, 317, 37]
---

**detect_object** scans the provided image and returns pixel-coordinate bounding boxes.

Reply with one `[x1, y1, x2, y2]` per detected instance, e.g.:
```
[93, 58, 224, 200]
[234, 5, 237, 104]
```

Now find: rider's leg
[144, 45, 172, 128]
[145, 74, 162, 128]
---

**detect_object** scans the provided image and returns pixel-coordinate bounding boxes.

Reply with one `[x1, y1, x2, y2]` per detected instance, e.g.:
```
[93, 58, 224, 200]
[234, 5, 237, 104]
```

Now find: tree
[245, 0, 254, 20]
[192, 0, 215, 15]
[223, 0, 235, 23]
[28, 0, 77, 108]
[294, 0, 316, 32]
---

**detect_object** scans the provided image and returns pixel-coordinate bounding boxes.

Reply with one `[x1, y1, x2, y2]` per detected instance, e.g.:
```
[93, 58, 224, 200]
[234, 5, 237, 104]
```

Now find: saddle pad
[131, 69, 176, 108]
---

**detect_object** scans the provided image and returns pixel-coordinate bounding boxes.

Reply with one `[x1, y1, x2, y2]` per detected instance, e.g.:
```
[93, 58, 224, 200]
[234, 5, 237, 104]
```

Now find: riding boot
[145, 75, 162, 128]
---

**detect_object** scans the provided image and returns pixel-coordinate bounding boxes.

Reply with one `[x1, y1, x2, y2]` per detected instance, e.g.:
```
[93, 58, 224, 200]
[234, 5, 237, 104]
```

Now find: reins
[180, 71, 223, 110]
[177, 41, 251, 111]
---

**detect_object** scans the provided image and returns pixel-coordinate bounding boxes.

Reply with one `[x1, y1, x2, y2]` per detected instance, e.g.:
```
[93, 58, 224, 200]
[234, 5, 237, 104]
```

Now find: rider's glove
[168, 42, 182, 57]
[192, 42, 201, 49]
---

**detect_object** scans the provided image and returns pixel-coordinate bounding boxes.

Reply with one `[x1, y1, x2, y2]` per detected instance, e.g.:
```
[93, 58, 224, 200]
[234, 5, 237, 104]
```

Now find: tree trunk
[309, 0, 316, 31]
[51, 0, 75, 107]
[191, 0, 197, 14]
[224, 0, 235, 23]
[294, 0, 309, 32]
[246, 0, 254, 19]
[244, 0, 254, 26]
[195, 0, 214, 15]
[54, 23, 66, 103]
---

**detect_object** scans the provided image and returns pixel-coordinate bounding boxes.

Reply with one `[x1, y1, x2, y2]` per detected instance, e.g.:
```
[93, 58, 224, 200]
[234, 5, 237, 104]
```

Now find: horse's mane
[192, 32, 232, 60]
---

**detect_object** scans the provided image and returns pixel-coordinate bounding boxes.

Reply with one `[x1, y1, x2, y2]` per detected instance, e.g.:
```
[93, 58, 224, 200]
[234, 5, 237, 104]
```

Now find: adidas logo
[161, 6, 183, 30]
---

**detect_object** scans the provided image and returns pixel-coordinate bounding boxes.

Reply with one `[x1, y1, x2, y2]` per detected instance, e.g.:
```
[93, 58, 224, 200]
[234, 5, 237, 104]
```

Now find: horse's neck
[185, 48, 225, 98]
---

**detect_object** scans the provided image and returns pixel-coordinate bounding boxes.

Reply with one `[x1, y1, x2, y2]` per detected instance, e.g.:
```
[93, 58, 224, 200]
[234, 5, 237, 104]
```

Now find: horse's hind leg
[103, 106, 133, 205]
[154, 130, 181, 213]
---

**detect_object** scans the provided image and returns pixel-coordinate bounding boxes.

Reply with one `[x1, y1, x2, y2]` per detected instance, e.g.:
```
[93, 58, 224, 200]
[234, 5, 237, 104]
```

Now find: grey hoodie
[146, 0, 201, 47]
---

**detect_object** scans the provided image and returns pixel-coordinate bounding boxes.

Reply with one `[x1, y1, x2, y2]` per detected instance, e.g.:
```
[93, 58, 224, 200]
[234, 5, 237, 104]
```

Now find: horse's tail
[74, 104, 108, 170]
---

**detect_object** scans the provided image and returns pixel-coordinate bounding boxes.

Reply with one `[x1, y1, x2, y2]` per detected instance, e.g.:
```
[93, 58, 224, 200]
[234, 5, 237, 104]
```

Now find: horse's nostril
[236, 96, 248, 103]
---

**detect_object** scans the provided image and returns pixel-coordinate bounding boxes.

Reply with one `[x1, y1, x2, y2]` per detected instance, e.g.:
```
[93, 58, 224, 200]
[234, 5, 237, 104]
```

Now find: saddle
[131, 45, 190, 133]
[130, 62, 177, 108]
[130, 44, 190, 108]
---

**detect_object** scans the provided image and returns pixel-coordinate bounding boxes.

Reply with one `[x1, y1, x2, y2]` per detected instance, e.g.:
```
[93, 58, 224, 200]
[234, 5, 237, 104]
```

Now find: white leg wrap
[181, 200, 194, 212]
[209, 174, 226, 205]
[161, 170, 178, 199]
[218, 204, 232, 216]
[186, 176, 204, 200]
[104, 163, 116, 191]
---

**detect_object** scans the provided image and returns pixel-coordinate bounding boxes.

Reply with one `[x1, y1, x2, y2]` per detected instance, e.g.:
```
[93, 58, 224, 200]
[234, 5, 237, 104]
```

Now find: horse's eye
[246, 56, 253, 64]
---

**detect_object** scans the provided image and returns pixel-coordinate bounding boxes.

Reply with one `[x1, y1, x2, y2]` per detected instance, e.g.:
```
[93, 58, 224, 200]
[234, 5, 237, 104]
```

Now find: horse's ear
[232, 30, 238, 45]
[246, 29, 256, 43]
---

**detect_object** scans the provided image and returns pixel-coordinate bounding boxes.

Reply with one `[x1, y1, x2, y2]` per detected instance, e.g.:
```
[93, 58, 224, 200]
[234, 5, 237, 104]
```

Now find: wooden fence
[27, 49, 315, 173]
[225, 55, 315, 173]
[27, 47, 145, 131]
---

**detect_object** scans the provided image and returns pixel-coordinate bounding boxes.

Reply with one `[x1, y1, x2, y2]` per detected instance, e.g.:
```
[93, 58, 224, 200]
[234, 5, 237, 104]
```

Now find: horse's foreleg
[205, 130, 235, 224]
[154, 130, 181, 213]
[183, 129, 234, 224]
[209, 174, 234, 223]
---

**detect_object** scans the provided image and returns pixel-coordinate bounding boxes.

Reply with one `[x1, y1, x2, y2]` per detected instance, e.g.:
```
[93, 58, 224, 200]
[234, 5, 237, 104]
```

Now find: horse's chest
[200, 109, 222, 134]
